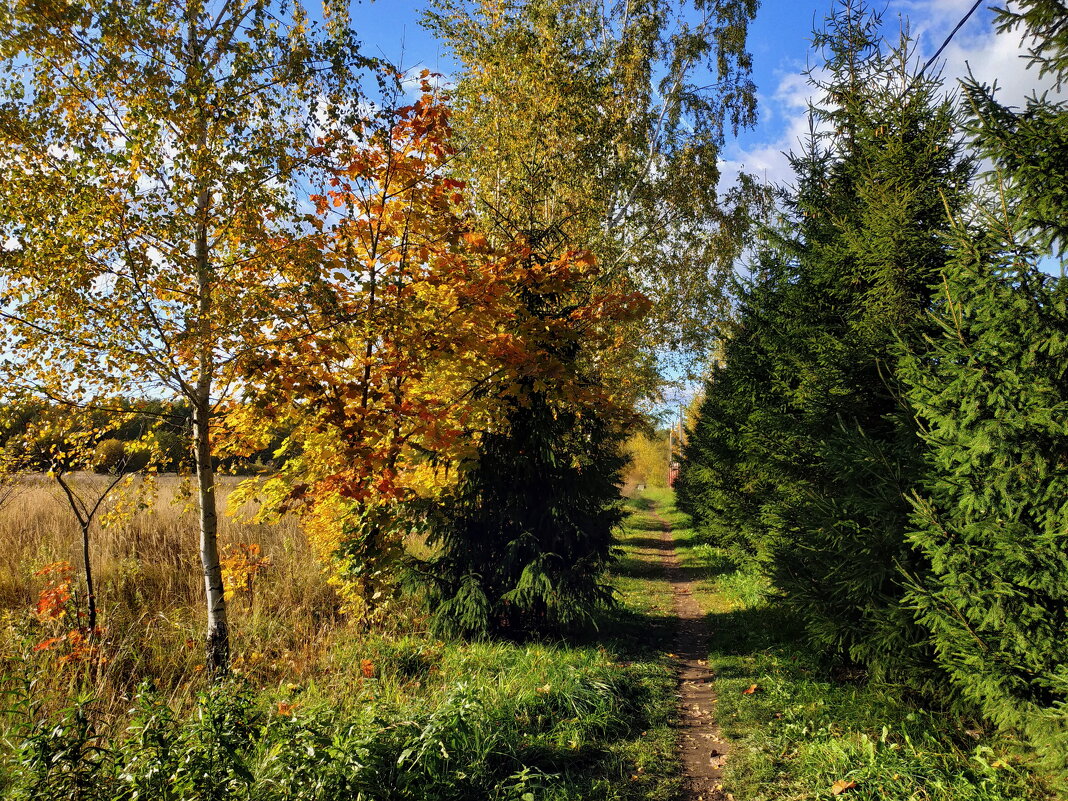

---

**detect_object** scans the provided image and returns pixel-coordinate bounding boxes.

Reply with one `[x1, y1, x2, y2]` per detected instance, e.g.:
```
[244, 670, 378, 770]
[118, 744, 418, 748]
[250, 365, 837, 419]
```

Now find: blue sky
[345, 0, 1054, 192]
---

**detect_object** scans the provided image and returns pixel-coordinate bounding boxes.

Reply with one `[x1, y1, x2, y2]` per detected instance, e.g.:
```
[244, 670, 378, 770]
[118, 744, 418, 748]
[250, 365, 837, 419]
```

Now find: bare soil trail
[652, 510, 732, 801]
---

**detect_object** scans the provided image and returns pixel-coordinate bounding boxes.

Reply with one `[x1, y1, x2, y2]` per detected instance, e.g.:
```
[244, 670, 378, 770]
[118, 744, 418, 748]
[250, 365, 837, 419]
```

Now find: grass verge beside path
[641, 488, 1058, 801]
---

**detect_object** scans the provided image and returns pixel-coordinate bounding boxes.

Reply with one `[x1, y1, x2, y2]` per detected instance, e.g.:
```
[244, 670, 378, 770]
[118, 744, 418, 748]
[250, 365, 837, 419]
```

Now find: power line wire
[918, 0, 985, 79]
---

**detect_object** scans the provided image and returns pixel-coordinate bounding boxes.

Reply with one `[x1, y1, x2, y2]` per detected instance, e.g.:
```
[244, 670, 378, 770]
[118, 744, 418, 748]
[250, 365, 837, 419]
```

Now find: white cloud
[900, 0, 1063, 105]
[718, 64, 826, 191]
[722, 1, 1063, 195]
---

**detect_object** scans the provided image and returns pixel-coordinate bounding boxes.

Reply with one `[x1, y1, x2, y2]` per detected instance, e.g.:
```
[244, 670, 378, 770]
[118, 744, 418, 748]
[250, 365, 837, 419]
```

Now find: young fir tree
[421, 388, 626, 638]
[679, 1, 973, 681]
[901, 209, 1068, 767]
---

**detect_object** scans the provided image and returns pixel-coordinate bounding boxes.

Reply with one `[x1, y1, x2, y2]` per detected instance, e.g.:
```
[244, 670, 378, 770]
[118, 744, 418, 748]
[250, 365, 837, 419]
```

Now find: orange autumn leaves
[240, 76, 648, 614]
[32, 560, 101, 665]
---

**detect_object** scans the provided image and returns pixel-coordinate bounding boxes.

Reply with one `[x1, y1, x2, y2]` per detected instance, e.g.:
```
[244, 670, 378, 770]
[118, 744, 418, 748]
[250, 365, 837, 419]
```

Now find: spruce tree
[417, 251, 628, 639]
[899, 0, 1068, 766]
[419, 301, 627, 640]
[677, 247, 800, 568]
[680, 0, 973, 681]
[901, 211, 1068, 767]
[421, 385, 625, 638]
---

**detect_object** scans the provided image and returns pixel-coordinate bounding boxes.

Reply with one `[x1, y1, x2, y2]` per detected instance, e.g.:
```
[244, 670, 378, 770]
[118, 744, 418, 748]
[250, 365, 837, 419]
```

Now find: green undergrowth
[644, 489, 1061, 801]
[0, 506, 681, 801]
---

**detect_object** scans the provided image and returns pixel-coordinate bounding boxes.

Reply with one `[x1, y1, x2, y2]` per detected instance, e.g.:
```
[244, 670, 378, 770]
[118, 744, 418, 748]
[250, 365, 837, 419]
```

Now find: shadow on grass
[702, 602, 803, 657]
[677, 552, 740, 579]
[611, 556, 666, 580]
[617, 560, 734, 584]
[583, 602, 678, 660]
[618, 535, 676, 551]
[623, 517, 669, 533]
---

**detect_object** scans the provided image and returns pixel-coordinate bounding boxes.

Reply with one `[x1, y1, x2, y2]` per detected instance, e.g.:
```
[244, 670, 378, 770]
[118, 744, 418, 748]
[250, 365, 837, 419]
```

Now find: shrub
[92, 438, 150, 474]
[92, 440, 127, 474]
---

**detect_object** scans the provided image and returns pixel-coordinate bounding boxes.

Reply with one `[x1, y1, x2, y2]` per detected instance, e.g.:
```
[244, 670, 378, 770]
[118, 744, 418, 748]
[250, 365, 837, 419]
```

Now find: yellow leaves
[214, 403, 276, 460]
[570, 249, 597, 270]
[462, 231, 488, 250]
[300, 493, 352, 566]
[227, 474, 288, 525]
[830, 779, 859, 795]
[396, 461, 452, 500]
[220, 543, 271, 600]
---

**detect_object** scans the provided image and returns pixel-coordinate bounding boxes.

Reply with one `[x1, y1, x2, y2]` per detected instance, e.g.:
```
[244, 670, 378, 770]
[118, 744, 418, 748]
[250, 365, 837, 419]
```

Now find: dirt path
[653, 511, 731, 801]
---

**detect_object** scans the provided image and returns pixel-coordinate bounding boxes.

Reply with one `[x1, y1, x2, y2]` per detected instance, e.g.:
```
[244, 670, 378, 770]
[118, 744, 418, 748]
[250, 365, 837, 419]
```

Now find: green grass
[641, 490, 1061, 801]
[8, 488, 1054, 800]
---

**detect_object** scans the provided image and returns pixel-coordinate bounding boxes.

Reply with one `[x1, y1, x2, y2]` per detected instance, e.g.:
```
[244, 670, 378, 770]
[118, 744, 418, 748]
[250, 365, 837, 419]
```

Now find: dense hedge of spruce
[678, 0, 1068, 768]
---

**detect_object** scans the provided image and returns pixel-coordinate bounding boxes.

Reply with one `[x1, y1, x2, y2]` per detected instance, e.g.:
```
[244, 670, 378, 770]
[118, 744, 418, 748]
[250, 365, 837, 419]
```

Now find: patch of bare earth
[654, 511, 732, 801]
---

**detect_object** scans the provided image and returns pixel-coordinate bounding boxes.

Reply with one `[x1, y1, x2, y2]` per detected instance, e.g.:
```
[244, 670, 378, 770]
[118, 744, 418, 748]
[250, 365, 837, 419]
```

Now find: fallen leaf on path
[830, 779, 858, 795]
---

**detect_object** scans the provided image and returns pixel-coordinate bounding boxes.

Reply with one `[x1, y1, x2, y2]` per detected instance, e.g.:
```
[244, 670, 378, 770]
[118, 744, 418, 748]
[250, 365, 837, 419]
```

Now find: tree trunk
[187, 10, 227, 677]
[192, 79, 226, 674]
[194, 400, 228, 676]
[193, 175, 227, 674]
[81, 520, 97, 633]
[193, 201, 227, 673]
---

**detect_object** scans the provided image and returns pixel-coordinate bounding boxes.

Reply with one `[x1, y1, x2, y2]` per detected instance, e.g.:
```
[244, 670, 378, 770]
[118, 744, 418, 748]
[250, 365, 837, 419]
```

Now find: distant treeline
[678, 3, 1068, 771]
[0, 399, 287, 475]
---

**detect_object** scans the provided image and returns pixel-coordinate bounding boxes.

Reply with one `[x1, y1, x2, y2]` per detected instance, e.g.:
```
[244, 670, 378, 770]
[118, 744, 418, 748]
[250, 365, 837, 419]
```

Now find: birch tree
[0, 0, 368, 674]
[425, 0, 764, 367]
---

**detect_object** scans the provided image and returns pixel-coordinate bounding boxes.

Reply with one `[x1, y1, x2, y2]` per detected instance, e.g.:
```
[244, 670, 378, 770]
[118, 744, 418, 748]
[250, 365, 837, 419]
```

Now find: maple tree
[0, 0, 368, 673]
[234, 79, 647, 623]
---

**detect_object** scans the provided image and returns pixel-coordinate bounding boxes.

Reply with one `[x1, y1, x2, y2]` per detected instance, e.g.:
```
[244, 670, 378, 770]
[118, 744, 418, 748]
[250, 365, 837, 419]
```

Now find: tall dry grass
[0, 474, 343, 712]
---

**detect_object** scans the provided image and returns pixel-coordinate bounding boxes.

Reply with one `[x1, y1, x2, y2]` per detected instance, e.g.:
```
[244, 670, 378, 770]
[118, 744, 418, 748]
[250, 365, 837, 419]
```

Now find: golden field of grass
[0, 474, 345, 712]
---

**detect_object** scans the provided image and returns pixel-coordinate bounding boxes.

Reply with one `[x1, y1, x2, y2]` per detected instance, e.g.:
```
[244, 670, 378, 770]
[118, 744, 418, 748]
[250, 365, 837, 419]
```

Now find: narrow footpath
[654, 510, 731, 801]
